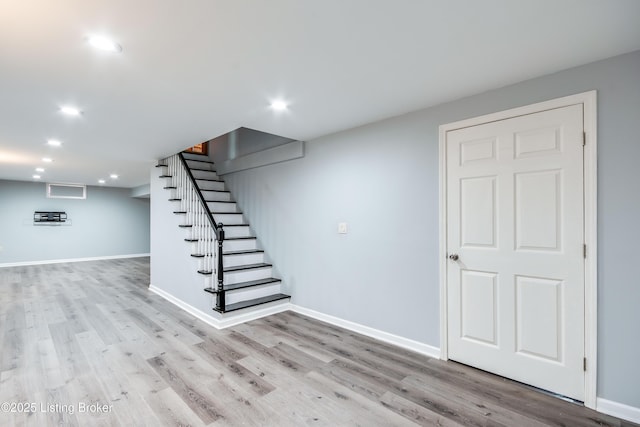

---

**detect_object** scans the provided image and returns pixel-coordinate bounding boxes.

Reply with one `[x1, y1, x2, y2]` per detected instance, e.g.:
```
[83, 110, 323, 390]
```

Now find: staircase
[156, 152, 290, 314]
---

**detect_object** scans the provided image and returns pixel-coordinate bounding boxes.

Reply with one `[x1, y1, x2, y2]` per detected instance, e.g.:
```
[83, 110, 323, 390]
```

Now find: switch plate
[338, 222, 348, 234]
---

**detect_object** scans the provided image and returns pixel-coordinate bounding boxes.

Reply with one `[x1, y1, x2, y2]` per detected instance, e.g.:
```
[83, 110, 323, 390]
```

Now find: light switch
[338, 222, 348, 234]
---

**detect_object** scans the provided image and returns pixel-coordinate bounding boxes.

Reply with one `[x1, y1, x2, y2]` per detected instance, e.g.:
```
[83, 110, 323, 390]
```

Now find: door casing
[438, 91, 597, 409]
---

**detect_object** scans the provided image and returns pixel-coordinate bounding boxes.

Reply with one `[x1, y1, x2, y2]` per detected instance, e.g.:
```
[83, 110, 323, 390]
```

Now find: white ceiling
[1, 0, 639, 188]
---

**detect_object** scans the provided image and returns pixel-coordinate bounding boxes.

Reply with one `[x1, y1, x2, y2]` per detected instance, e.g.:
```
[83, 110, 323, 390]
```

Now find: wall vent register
[34, 211, 68, 224]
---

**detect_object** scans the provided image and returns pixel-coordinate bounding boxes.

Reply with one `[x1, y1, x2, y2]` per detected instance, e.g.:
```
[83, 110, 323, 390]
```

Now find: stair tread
[224, 262, 271, 272]
[212, 211, 242, 215]
[201, 189, 230, 193]
[185, 158, 214, 164]
[159, 175, 172, 178]
[178, 224, 192, 228]
[155, 164, 167, 168]
[204, 277, 281, 294]
[224, 249, 264, 255]
[195, 178, 224, 182]
[191, 254, 206, 258]
[206, 200, 236, 204]
[168, 198, 181, 201]
[224, 236, 255, 241]
[185, 238, 199, 242]
[164, 186, 177, 189]
[198, 269, 212, 275]
[190, 167, 217, 172]
[213, 293, 290, 313]
[173, 211, 187, 214]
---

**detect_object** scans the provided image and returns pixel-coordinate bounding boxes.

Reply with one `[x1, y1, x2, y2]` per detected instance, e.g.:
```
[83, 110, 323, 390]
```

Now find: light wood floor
[0, 258, 636, 426]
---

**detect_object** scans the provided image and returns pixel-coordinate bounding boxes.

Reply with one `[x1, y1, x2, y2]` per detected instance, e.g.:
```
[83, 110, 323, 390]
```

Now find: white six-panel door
[445, 104, 585, 400]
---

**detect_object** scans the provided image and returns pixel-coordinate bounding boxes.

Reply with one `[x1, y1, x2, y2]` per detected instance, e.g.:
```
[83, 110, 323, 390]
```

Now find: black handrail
[177, 152, 225, 311]
[178, 152, 219, 236]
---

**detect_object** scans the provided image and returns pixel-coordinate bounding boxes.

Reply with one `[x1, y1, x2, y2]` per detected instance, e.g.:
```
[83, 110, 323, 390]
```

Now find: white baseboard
[289, 304, 441, 359]
[148, 285, 290, 329]
[0, 253, 150, 268]
[597, 398, 640, 424]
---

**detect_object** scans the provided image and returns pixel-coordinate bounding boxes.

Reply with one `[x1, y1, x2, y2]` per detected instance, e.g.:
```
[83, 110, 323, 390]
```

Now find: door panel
[446, 104, 585, 401]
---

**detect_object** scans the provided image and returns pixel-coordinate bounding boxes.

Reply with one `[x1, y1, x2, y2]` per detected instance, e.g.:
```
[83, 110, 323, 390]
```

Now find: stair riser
[223, 253, 264, 267]
[186, 161, 215, 171]
[211, 213, 244, 225]
[191, 170, 220, 180]
[182, 153, 209, 161]
[222, 227, 252, 238]
[225, 283, 282, 304]
[223, 239, 257, 252]
[206, 202, 238, 213]
[225, 267, 272, 285]
[197, 180, 225, 191]
[201, 191, 231, 202]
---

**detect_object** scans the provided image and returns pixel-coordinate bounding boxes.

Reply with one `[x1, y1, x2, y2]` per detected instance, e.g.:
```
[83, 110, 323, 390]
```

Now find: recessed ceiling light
[87, 35, 122, 53]
[270, 100, 288, 111]
[35, 167, 45, 173]
[60, 106, 81, 116]
[110, 174, 118, 179]
[42, 157, 53, 163]
[47, 139, 62, 146]
[33, 174, 41, 179]
[98, 179, 106, 184]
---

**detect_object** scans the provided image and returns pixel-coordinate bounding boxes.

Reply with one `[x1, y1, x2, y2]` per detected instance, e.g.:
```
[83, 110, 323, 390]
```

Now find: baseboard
[289, 304, 441, 359]
[0, 253, 150, 268]
[597, 398, 640, 424]
[148, 285, 290, 329]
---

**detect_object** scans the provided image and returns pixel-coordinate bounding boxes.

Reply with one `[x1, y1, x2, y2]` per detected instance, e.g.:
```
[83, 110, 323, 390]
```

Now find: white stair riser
[186, 161, 215, 171]
[225, 283, 282, 304]
[206, 202, 238, 213]
[192, 170, 220, 180]
[223, 239, 257, 252]
[212, 213, 244, 225]
[201, 191, 231, 201]
[182, 153, 209, 161]
[223, 253, 264, 267]
[197, 180, 225, 191]
[225, 267, 272, 285]
[222, 226, 252, 238]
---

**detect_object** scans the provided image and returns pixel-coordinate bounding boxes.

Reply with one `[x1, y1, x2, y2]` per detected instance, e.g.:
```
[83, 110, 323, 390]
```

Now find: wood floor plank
[0, 258, 636, 427]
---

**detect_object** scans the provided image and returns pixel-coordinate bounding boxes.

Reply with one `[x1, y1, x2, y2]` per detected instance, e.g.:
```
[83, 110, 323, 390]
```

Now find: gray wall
[220, 50, 640, 407]
[209, 127, 295, 164]
[0, 180, 150, 264]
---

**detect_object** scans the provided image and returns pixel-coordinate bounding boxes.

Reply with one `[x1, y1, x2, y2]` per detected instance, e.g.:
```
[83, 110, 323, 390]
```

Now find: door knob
[449, 254, 459, 261]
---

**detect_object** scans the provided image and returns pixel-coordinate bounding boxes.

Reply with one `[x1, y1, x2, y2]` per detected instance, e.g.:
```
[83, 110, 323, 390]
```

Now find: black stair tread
[185, 158, 215, 164]
[184, 238, 199, 242]
[224, 249, 264, 255]
[198, 270, 213, 275]
[168, 198, 181, 201]
[213, 294, 290, 313]
[224, 262, 271, 272]
[155, 164, 167, 168]
[212, 211, 242, 215]
[178, 224, 192, 228]
[201, 189, 230, 193]
[195, 178, 224, 182]
[203, 277, 281, 294]
[159, 175, 172, 178]
[173, 211, 187, 214]
[224, 236, 255, 241]
[206, 200, 236, 204]
[189, 167, 218, 172]
[164, 186, 177, 189]
[191, 254, 206, 258]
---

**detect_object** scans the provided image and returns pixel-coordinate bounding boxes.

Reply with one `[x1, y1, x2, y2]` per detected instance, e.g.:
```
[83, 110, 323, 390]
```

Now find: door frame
[438, 91, 598, 409]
